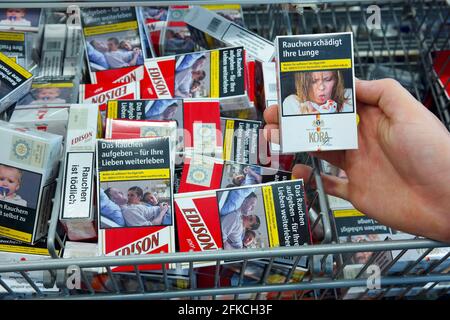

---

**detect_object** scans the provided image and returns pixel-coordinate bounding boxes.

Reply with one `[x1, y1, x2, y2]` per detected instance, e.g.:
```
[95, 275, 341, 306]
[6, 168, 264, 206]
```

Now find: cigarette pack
[184, 6, 274, 63]
[60, 104, 99, 221]
[16, 79, 78, 106]
[64, 25, 83, 60]
[142, 46, 252, 112]
[255, 62, 281, 157]
[160, 6, 197, 57]
[0, 31, 28, 68]
[332, 200, 447, 298]
[80, 7, 146, 81]
[79, 81, 140, 131]
[96, 137, 175, 271]
[262, 61, 278, 110]
[178, 155, 291, 193]
[107, 98, 222, 158]
[9, 104, 70, 137]
[39, 24, 67, 77]
[105, 118, 177, 140]
[106, 99, 183, 155]
[175, 179, 311, 267]
[0, 120, 62, 244]
[0, 8, 43, 33]
[139, 6, 169, 57]
[339, 227, 450, 299]
[275, 32, 358, 153]
[63, 25, 84, 77]
[188, 4, 246, 52]
[197, 260, 307, 300]
[0, 233, 65, 294]
[91, 65, 147, 85]
[62, 241, 100, 273]
[221, 117, 262, 165]
[0, 52, 33, 113]
[106, 102, 216, 190]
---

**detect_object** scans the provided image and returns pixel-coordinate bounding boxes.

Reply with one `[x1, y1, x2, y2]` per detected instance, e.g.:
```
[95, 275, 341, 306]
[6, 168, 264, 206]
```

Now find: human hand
[264, 79, 450, 242]
[133, 48, 141, 55]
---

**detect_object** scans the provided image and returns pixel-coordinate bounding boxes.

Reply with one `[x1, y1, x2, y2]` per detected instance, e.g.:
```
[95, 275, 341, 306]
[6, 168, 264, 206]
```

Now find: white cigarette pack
[9, 104, 70, 137]
[0, 121, 62, 244]
[184, 6, 274, 63]
[275, 32, 358, 153]
[39, 24, 67, 77]
[60, 104, 99, 221]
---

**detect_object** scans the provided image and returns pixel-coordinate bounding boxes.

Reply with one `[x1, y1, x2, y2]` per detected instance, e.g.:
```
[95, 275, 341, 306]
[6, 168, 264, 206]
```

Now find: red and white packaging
[101, 226, 174, 272]
[175, 179, 311, 268]
[105, 118, 178, 165]
[246, 57, 256, 105]
[141, 56, 176, 99]
[91, 65, 147, 85]
[88, 65, 158, 102]
[105, 98, 222, 158]
[79, 81, 141, 113]
[183, 99, 222, 158]
[105, 118, 176, 138]
[79, 81, 140, 131]
[140, 6, 169, 57]
[142, 46, 253, 115]
[96, 136, 175, 272]
[179, 155, 293, 193]
[178, 155, 224, 193]
[175, 191, 223, 256]
[160, 5, 192, 56]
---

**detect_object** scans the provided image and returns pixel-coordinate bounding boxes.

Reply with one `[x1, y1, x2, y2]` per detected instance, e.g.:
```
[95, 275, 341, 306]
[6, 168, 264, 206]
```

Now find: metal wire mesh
[0, 1, 449, 300]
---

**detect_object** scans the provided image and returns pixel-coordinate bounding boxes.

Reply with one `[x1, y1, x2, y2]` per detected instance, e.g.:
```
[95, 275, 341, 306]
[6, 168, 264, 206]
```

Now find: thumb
[292, 164, 350, 202]
[355, 79, 419, 121]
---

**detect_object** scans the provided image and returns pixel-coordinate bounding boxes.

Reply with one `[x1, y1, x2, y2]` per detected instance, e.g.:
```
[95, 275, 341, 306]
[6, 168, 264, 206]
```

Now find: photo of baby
[99, 179, 172, 229]
[18, 85, 75, 105]
[31, 87, 66, 104]
[217, 187, 269, 250]
[281, 69, 354, 116]
[0, 164, 40, 209]
[0, 8, 41, 29]
[174, 52, 210, 98]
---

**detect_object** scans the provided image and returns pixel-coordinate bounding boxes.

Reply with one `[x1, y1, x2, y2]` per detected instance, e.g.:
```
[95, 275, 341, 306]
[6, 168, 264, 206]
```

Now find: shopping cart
[0, 1, 449, 300]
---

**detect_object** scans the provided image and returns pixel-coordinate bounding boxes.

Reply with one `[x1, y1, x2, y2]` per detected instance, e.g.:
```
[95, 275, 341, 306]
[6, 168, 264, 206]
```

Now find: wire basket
[0, 1, 449, 300]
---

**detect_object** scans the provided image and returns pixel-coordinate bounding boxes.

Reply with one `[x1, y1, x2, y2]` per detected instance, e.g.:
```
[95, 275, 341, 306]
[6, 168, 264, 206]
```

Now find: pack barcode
[269, 83, 277, 92]
[207, 17, 222, 33]
[45, 41, 62, 50]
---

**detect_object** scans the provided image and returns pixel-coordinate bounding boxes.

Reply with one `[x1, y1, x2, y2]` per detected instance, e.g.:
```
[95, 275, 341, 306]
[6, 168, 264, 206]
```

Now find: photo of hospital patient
[99, 179, 172, 229]
[86, 30, 144, 72]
